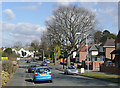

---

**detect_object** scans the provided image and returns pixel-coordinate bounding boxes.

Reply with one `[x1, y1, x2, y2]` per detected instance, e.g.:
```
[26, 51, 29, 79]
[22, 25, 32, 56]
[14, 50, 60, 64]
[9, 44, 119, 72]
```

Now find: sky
[0, 1, 119, 47]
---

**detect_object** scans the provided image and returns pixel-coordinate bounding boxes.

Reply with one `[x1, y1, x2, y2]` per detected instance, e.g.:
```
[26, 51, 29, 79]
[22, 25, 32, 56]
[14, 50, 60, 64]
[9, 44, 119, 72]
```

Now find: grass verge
[57, 68, 120, 83]
[79, 72, 120, 83]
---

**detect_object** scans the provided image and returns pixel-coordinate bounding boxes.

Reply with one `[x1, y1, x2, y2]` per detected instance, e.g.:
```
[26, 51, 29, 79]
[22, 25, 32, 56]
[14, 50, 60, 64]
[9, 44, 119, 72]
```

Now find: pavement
[0, 61, 2, 87]
[3, 60, 119, 86]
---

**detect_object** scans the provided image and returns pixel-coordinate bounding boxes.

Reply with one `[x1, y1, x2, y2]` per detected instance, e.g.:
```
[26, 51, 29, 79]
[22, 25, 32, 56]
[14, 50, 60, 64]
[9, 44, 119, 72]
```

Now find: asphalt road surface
[5, 60, 119, 86]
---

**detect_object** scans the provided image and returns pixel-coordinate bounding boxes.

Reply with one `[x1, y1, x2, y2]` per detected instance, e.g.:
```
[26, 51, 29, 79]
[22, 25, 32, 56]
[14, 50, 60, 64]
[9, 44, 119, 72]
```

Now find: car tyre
[48, 80, 52, 83]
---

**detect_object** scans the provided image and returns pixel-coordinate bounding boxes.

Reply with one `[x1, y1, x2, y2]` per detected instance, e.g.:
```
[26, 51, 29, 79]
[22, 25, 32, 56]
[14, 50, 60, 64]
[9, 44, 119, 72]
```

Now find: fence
[100, 63, 120, 74]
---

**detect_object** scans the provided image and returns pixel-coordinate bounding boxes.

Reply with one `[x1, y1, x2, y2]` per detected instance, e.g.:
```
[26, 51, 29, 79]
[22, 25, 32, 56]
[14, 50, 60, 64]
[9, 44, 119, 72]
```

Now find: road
[4, 60, 119, 86]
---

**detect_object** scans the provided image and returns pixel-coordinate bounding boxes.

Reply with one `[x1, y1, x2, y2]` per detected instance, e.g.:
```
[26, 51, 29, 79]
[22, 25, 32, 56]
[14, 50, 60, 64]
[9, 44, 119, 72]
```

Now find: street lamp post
[76, 32, 89, 75]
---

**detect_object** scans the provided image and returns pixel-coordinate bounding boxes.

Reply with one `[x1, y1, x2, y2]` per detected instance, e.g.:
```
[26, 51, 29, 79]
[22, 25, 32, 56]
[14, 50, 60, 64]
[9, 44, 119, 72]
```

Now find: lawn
[57, 68, 120, 83]
[79, 72, 120, 83]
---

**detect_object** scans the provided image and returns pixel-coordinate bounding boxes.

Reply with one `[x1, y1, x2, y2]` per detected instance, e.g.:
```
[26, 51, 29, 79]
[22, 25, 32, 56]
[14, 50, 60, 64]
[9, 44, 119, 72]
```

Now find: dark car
[26, 60, 31, 63]
[28, 65, 36, 73]
[41, 61, 47, 66]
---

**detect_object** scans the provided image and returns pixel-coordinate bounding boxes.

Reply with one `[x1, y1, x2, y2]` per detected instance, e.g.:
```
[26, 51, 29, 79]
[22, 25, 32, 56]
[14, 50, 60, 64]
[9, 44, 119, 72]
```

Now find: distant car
[105, 61, 113, 66]
[26, 60, 31, 63]
[45, 60, 50, 64]
[50, 60, 53, 63]
[64, 65, 78, 75]
[41, 61, 47, 66]
[28, 65, 36, 73]
[33, 67, 52, 83]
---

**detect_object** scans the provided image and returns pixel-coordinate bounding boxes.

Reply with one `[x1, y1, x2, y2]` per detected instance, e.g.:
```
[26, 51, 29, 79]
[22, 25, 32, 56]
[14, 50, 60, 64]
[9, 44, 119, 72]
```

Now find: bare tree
[30, 40, 40, 57]
[46, 5, 96, 66]
[14, 41, 22, 48]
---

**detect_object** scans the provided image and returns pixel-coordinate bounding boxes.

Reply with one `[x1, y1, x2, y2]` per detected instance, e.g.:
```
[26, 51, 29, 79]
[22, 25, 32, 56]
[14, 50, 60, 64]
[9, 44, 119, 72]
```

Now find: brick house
[103, 39, 115, 61]
[79, 46, 87, 62]
[85, 44, 104, 70]
[111, 30, 120, 67]
[78, 45, 91, 63]
[100, 31, 120, 74]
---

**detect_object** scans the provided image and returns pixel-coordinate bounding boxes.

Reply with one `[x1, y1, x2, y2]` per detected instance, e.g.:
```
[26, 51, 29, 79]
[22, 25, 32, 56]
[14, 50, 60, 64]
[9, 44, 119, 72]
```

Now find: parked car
[105, 61, 113, 66]
[64, 65, 78, 75]
[50, 60, 53, 63]
[45, 60, 50, 64]
[41, 61, 47, 66]
[33, 67, 52, 83]
[26, 60, 31, 63]
[28, 65, 36, 73]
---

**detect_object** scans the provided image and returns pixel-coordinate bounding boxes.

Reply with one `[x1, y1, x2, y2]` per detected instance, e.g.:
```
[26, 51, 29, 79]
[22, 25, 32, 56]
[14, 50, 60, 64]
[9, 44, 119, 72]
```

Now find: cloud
[97, 2, 118, 26]
[3, 9, 16, 20]
[16, 2, 42, 10]
[1, 21, 46, 46]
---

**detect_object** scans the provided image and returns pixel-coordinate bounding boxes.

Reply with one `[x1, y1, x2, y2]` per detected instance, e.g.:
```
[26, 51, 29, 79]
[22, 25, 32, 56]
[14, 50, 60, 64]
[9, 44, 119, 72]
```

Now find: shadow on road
[25, 79, 33, 82]
[25, 79, 52, 84]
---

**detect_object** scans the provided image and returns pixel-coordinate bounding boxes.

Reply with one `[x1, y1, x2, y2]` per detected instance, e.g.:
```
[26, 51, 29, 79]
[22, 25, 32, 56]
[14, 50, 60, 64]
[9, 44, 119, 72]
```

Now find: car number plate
[32, 70, 34, 71]
[40, 73, 46, 75]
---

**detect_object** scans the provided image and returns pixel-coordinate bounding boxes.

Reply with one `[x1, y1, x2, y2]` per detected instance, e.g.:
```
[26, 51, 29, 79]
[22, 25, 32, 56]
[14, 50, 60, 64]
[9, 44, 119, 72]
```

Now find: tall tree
[30, 40, 40, 57]
[14, 41, 22, 48]
[46, 5, 96, 66]
[94, 30, 102, 44]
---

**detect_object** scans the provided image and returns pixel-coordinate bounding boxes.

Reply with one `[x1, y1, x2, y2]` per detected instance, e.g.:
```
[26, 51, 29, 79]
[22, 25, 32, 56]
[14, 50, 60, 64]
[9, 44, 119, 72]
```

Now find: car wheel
[48, 80, 52, 83]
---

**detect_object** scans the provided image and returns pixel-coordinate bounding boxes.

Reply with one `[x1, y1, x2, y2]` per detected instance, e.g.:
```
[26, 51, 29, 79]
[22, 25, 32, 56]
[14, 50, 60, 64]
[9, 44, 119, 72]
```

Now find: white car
[64, 65, 78, 75]
[45, 60, 50, 64]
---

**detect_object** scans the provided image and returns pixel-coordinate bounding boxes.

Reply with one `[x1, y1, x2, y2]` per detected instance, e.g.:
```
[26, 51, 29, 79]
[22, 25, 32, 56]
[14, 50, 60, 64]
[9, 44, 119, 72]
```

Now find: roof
[103, 39, 115, 47]
[89, 44, 99, 51]
[78, 44, 92, 52]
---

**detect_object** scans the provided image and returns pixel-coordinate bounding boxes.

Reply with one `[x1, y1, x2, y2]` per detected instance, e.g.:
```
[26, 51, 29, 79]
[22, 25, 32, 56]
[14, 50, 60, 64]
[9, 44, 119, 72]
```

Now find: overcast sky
[0, 1, 119, 47]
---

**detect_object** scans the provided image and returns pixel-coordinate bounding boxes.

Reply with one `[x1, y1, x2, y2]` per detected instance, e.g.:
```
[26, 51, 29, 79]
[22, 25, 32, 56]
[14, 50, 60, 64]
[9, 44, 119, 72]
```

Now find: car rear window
[36, 68, 50, 73]
[68, 66, 76, 69]
[31, 65, 36, 67]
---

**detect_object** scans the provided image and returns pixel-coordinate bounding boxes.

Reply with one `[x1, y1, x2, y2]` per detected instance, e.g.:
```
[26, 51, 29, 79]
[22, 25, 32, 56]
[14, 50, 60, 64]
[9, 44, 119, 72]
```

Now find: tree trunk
[67, 51, 71, 66]
[67, 55, 71, 66]
[54, 52, 57, 65]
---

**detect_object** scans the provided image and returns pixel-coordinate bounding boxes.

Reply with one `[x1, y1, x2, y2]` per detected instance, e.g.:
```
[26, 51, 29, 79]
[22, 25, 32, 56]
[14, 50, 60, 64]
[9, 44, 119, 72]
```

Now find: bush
[2, 70, 9, 86]
[2, 60, 14, 74]
[8, 56, 17, 61]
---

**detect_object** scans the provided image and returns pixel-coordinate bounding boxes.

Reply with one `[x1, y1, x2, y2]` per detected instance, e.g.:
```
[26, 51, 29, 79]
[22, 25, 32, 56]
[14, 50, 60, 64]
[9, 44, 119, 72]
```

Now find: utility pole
[43, 50, 44, 61]
[86, 35, 89, 76]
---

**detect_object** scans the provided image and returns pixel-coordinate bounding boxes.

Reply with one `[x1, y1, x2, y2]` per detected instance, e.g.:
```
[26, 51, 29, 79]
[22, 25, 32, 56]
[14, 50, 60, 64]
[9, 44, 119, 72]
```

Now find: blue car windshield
[36, 68, 50, 73]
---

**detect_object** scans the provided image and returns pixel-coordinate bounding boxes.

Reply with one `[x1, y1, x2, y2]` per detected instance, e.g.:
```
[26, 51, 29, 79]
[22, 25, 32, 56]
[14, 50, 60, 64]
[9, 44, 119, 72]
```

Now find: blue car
[28, 65, 36, 73]
[41, 61, 47, 66]
[33, 67, 52, 83]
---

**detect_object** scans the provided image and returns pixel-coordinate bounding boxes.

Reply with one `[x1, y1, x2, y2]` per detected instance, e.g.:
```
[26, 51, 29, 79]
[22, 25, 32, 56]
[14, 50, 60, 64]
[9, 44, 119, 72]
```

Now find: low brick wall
[85, 61, 104, 70]
[100, 65, 120, 74]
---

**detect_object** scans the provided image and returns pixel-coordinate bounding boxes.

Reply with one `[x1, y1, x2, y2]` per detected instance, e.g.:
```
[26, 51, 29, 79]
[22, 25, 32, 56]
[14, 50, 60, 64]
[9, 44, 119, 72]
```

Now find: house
[100, 31, 120, 74]
[78, 45, 89, 62]
[88, 44, 99, 61]
[111, 30, 120, 67]
[12, 48, 35, 58]
[103, 39, 115, 61]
